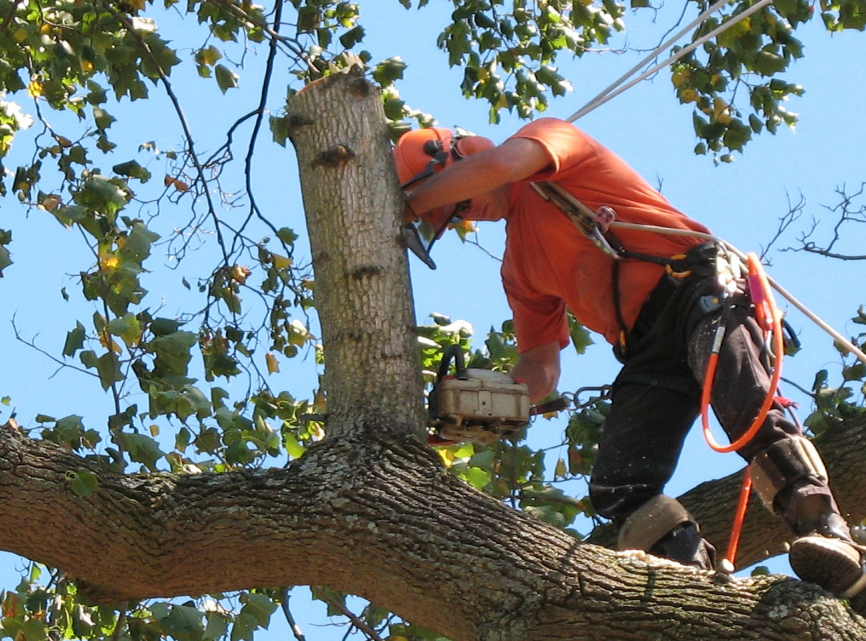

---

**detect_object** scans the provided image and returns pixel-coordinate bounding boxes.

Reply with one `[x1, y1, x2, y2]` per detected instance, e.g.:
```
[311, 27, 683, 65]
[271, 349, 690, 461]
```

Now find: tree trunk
[285, 66, 425, 441]
[1, 68, 865, 641]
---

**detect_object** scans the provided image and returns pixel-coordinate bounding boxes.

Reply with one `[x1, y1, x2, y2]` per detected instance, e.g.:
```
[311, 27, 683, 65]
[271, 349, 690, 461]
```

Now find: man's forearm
[406, 138, 551, 216]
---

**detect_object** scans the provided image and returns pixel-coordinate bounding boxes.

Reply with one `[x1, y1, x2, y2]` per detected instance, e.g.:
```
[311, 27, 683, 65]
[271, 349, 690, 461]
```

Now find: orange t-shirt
[503, 118, 711, 351]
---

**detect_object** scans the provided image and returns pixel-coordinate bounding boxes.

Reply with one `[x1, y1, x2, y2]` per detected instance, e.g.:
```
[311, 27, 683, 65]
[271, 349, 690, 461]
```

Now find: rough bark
[1, 68, 865, 641]
[285, 66, 425, 441]
[1, 423, 865, 641]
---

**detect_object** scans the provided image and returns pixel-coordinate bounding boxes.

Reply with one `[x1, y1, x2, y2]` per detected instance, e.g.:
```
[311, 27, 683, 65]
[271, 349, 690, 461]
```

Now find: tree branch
[1, 424, 866, 640]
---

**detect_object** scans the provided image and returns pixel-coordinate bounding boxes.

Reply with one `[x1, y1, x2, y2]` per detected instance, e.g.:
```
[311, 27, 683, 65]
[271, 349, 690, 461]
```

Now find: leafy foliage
[803, 307, 866, 434]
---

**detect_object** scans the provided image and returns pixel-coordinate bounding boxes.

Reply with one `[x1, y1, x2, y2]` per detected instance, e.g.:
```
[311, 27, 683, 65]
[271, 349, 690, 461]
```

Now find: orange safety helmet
[392, 127, 495, 188]
[393, 127, 496, 269]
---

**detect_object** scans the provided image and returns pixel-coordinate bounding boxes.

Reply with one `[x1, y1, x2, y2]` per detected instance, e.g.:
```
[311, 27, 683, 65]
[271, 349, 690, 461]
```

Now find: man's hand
[403, 195, 419, 225]
[509, 341, 562, 404]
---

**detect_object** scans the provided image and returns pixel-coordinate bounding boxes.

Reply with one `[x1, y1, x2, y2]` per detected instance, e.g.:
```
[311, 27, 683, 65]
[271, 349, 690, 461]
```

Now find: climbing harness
[532, 181, 722, 359]
[531, 181, 866, 366]
[531, 182, 866, 572]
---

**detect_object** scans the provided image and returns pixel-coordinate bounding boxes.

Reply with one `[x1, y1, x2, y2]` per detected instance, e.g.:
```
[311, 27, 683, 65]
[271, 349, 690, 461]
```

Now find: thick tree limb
[1, 423, 865, 640]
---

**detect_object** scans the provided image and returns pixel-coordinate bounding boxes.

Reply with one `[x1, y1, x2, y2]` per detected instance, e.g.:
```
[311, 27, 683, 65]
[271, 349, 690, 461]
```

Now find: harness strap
[530, 181, 723, 358]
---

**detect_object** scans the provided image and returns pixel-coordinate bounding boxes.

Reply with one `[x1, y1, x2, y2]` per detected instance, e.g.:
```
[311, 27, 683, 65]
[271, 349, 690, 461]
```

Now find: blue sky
[1, 1, 864, 639]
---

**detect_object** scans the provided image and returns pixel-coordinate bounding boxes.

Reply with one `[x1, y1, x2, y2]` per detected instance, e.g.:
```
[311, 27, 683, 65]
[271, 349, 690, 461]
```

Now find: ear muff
[392, 127, 455, 186]
[451, 135, 496, 159]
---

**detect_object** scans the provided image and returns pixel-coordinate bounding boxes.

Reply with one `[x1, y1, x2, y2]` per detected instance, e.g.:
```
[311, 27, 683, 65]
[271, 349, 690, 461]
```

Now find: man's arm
[509, 341, 562, 404]
[406, 137, 552, 216]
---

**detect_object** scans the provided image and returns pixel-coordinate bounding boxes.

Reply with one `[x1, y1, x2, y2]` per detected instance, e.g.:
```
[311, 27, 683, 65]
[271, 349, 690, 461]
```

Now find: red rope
[700, 253, 784, 571]
[700, 253, 784, 453]
[724, 470, 753, 568]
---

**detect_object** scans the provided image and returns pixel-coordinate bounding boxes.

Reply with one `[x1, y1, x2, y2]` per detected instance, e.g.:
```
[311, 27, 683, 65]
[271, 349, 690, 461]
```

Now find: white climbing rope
[567, 0, 776, 122]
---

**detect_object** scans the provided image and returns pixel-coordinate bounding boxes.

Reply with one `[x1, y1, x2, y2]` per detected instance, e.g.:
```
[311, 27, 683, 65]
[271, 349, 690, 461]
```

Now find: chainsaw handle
[437, 344, 466, 381]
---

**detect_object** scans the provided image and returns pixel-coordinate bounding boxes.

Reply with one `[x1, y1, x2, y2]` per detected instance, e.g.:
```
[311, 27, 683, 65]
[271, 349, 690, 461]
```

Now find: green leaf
[466, 466, 491, 489]
[67, 470, 99, 497]
[81, 175, 129, 209]
[0, 244, 11, 276]
[93, 107, 116, 132]
[276, 227, 298, 245]
[568, 315, 593, 354]
[113, 160, 152, 182]
[230, 613, 258, 641]
[63, 322, 86, 357]
[20, 618, 47, 641]
[284, 432, 306, 459]
[94, 352, 123, 390]
[120, 433, 165, 471]
[240, 593, 277, 627]
[54, 415, 85, 448]
[204, 613, 228, 641]
[269, 116, 288, 147]
[215, 64, 239, 93]
[108, 313, 142, 347]
[372, 57, 407, 87]
[753, 50, 787, 76]
[159, 605, 204, 641]
[148, 330, 197, 376]
[339, 25, 365, 49]
[195, 45, 223, 67]
[120, 220, 160, 262]
[150, 317, 183, 336]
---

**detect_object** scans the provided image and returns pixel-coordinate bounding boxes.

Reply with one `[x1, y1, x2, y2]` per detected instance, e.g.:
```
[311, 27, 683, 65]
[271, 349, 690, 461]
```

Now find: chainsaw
[427, 346, 531, 446]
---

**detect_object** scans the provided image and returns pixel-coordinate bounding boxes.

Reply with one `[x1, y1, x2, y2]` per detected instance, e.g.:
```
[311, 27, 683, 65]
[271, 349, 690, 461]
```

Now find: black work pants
[588, 268, 834, 528]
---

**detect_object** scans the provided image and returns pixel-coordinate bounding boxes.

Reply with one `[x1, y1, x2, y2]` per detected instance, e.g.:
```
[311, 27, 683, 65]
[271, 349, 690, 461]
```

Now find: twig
[103, 2, 230, 264]
[12, 316, 97, 379]
[280, 589, 307, 641]
[231, 0, 286, 251]
[110, 608, 129, 641]
[315, 590, 385, 641]
[762, 190, 805, 260]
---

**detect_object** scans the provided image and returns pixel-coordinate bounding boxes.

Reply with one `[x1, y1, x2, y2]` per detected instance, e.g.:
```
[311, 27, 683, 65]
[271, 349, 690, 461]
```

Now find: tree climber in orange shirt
[393, 118, 866, 597]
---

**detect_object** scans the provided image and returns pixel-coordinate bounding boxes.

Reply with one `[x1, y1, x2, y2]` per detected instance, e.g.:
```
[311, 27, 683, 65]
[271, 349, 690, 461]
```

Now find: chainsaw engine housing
[429, 368, 530, 445]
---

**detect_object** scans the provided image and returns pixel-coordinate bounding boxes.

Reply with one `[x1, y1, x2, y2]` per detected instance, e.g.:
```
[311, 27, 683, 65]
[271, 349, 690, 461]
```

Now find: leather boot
[749, 437, 866, 596]
[650, 521, 716, 570]
[787, 495, 866, 597]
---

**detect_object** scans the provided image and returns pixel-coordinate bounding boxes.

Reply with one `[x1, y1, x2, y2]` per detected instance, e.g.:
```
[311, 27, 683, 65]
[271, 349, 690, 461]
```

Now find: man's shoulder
[510, 117, 587, 142]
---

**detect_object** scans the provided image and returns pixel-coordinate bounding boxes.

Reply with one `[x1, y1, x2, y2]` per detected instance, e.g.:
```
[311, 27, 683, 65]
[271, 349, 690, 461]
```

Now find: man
[393, 118, 866, 596]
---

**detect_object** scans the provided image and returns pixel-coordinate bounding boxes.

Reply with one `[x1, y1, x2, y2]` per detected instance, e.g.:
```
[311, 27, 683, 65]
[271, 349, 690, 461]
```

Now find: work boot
[749, 436, 866, 596]
[787, 496, 866, 597]
[650, 521, 716, 570]
[618, 495, 715, 571]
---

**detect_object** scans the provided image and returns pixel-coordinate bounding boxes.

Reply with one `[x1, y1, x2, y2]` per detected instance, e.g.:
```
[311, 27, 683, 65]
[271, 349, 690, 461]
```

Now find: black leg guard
[617, 495, 716, 570]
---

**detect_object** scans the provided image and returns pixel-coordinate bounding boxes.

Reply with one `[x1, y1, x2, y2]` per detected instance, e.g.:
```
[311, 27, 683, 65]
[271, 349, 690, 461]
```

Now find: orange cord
[700, 253, 784, 454]
[700, 253, 784, 569]
[724, 470, 752, 567]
